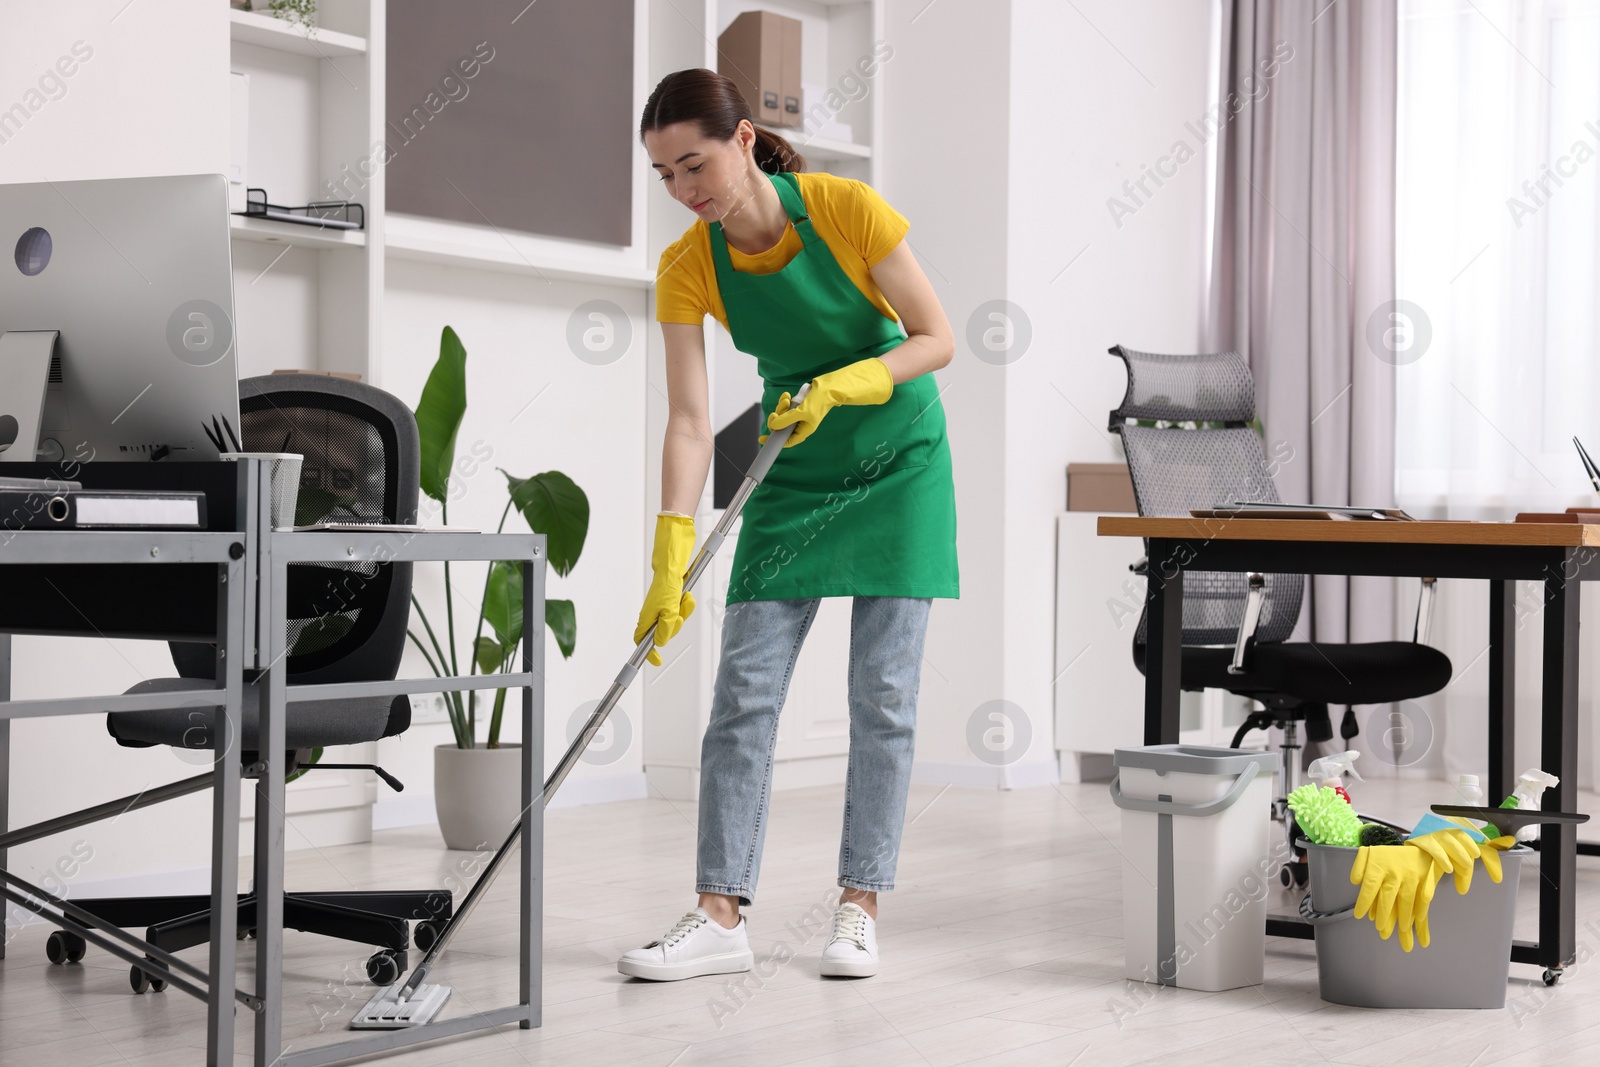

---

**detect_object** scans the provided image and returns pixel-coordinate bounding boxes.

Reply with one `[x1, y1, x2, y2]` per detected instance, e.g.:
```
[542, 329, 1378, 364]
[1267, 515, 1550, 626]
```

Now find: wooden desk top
[1097, 515, 1600, 547]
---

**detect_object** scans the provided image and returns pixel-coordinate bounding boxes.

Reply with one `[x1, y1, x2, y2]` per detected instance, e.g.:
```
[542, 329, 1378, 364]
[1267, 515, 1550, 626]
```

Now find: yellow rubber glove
[1477, 835, 1516, 885]
[1350, 844, 1443, 951]
[758, 357, 894, 448]
[1406, 828, 1484, 895]
[632, 512, 696, 667]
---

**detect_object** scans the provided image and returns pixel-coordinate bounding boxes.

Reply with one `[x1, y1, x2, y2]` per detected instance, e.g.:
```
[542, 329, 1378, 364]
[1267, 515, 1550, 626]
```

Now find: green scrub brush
[1287, 783, 1363, 846]
[1358, 823, 1406, 846]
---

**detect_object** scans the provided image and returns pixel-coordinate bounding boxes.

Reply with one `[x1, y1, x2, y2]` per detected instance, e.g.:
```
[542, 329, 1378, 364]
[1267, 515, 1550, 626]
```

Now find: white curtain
[1396, 0, 1600, 510]
[1396, 0, 1600, 789]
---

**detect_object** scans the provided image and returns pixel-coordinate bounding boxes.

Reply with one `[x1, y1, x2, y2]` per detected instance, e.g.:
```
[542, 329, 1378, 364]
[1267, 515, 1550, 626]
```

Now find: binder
[0, 488, 206, 529]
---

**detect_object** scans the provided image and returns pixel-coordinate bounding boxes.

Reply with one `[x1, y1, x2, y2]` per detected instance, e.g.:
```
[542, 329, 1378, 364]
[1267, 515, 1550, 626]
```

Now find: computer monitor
[0, 173, 240, 464]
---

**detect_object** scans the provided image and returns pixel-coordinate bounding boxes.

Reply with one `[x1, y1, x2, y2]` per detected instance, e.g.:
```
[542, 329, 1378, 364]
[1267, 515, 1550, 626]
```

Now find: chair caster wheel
[1543, 968, 1561, 987]
[366, 950, 403, 985]
[46, 930, 87, 965]
[413, 919, 445, 953]
[129, 964, 166, 994]
[1279, 861, 1308, 889]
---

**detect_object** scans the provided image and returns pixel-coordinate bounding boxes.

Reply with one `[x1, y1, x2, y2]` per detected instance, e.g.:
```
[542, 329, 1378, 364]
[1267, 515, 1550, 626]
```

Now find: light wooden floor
[2, 776, 1597, 1066]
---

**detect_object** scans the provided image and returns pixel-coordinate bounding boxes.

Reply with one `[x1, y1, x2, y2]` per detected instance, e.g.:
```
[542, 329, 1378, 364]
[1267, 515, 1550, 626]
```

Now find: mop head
[350, 980, 452, 1029]
[1287, 784, 1363, 847]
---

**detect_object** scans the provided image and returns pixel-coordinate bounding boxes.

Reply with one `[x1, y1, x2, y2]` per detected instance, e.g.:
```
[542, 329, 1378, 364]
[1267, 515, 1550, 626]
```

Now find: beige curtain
[1207, 0, 1401, 764]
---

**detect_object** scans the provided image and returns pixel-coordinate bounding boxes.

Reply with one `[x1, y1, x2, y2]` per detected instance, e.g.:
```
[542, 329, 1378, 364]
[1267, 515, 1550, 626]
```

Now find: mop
[353, 384, 813, 1029]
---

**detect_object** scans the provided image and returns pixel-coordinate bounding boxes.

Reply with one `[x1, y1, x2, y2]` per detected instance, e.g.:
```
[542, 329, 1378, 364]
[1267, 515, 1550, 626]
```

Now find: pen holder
[221, 452, 303, 530]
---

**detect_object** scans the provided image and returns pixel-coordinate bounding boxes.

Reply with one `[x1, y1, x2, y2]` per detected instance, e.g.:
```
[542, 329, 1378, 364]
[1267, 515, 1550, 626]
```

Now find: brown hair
[640, 68, 806, 175]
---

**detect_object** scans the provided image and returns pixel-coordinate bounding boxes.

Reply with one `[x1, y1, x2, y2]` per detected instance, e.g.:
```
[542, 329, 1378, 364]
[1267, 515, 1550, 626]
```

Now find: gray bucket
[1301, 839, 1527, 1008]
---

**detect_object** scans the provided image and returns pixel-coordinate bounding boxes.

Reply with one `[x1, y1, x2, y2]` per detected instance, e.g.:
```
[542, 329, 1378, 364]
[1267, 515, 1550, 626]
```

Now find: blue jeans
[696, 595, 932, 906]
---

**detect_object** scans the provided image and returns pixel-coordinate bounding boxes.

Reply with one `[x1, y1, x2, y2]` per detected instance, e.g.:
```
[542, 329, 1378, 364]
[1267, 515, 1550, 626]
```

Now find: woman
[619, 68, 958, 982]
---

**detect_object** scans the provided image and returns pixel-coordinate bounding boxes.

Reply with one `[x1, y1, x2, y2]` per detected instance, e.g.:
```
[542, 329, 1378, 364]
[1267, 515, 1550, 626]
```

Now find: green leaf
[473, 636, 504, 674]
[415, 326, 468, 504]
[546, 598, 576, 659]
[483, 560, 524, 650]
[502, 469, 589, 577]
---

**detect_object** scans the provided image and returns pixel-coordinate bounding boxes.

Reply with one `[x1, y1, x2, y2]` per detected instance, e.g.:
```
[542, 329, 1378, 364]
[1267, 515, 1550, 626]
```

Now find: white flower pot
[433, 743, 526, 851]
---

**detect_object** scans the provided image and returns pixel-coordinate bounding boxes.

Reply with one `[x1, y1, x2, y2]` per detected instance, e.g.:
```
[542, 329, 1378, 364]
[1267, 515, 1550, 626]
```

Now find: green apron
[710, 170, 959, 604]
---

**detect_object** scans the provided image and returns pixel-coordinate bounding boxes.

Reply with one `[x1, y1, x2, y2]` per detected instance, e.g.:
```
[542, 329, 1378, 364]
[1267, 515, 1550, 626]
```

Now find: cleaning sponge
[1288, 783, 1363, 847]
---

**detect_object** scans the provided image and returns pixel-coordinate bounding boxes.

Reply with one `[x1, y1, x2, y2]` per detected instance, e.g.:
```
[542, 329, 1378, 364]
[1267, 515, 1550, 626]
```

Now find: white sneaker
[617, 907, 754, 981]
[820, 901, 878, 977]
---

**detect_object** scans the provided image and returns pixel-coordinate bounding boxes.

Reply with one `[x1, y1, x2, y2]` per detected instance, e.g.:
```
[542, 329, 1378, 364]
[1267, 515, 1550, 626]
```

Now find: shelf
[385, 222, 655, 288]
[787, 134, 872, 163]
[231, 213, 367, 250]
[229, 9, 367, 58]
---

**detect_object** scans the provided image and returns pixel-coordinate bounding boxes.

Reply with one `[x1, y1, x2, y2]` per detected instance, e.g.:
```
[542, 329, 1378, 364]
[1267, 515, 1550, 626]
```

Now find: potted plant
[407, 326, 588, 850]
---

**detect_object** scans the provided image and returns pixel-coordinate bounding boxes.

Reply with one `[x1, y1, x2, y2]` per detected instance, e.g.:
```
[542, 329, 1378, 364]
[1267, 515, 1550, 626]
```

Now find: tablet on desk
[1191, 501, 1416, 521]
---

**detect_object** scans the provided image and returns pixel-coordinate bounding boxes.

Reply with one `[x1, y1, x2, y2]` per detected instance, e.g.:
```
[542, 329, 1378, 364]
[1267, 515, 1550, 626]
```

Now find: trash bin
[1299, 839, 1528, 1008]
[1111, 744, 1278, 991]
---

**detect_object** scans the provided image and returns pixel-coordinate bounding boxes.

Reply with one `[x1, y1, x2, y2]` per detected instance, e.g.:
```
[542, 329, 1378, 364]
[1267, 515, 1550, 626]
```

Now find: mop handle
[393, 382, 812, 1002]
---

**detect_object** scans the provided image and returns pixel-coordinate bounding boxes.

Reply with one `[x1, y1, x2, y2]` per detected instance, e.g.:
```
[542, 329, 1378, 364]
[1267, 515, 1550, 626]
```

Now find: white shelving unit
[229, 8, 368, 58]
[227, 0, 383, 384]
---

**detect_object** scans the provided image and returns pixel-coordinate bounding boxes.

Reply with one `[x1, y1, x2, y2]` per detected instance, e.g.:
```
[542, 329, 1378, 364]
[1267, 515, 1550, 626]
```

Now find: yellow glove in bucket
[1477, 834, 1517, 885]
[759, 357, 894, 447]
[1406, 827, 1487, 895]
[1350, 844, 1444, 952]
[632, 512, 696, 667]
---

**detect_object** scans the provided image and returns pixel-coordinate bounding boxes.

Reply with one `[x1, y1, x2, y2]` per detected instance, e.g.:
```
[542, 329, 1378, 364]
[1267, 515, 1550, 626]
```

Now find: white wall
[881, 0, 1215, 785]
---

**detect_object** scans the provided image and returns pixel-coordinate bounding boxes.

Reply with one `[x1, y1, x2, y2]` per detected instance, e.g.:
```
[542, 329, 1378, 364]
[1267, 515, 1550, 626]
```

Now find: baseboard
[371, 772, 651, 830]
[911, 759, 1061, 791]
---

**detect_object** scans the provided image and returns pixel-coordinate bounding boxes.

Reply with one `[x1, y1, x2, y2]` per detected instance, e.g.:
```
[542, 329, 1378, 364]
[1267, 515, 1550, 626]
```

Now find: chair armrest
[1227, 572, 1266, 675]
[1412, 575, 1438, 644]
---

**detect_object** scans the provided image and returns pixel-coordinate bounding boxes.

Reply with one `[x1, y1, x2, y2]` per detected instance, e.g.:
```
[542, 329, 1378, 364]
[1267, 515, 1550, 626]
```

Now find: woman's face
[645, 120, 757, 221]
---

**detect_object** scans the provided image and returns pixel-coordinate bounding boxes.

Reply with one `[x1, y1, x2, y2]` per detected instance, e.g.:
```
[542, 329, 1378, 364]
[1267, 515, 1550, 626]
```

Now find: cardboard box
[1067, 462, 1136, 513]
[718, 11, 802, 129]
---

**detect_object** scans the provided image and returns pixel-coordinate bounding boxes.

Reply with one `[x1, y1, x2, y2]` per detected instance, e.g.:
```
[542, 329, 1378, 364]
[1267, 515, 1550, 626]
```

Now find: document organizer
[236, 186, 365, 230]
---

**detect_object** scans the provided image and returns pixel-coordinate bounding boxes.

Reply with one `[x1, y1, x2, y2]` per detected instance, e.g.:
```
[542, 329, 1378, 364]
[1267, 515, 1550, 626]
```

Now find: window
[1396, 0, 1600, 512]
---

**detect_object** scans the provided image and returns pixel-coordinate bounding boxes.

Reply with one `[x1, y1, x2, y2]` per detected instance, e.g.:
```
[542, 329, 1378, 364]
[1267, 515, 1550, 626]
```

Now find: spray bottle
[1495, 769, 1560, 842]
[1448, 774, 1489, 836]
[1306, 750, 1363, 804]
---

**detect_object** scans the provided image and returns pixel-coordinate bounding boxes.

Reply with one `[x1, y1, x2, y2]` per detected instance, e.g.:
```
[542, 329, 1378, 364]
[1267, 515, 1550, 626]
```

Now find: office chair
[49, 373, 452, 992]
[1106, 345, 1452, 885]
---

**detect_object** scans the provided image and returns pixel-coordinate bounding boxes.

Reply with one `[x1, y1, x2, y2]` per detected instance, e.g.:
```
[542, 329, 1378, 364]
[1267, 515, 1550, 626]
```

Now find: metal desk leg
[1539, 554, 1580, 973]
[519, 553, 545, 1028]
[1143, 539, 1183, 745]
[0, 633, 9, 962]
[1487, 579, 1516, 806]
[254, 513, 287, 1063]
[207, 556, 246, 1065]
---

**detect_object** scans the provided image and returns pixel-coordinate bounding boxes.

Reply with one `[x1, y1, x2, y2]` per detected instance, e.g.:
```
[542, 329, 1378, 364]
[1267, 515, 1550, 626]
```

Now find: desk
[254, 522, 544, 1067]
[0, 526, 252, 1065]
[1098, 515, 1597, 978]
[1, 460, 546, 1066]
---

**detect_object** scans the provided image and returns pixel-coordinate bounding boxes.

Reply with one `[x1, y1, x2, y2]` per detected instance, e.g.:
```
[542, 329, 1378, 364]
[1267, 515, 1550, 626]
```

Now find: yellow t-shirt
[655, 171, 909, 333]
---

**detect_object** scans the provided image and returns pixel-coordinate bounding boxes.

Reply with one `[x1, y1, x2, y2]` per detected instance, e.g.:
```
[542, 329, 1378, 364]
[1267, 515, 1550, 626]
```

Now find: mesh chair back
[1107, 346, 1304, 646]
[173, 374, 420, 683]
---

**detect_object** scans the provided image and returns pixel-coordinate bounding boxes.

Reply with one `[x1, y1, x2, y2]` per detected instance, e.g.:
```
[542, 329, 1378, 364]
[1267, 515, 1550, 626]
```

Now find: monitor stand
[0, 330, 56, 463]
